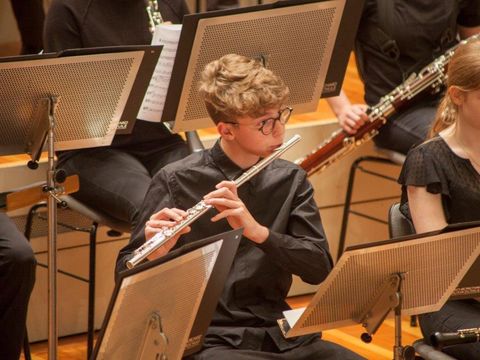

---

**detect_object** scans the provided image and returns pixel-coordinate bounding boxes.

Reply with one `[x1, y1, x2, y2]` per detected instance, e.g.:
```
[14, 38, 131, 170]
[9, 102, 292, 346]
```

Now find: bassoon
[295, 34, 479, 177]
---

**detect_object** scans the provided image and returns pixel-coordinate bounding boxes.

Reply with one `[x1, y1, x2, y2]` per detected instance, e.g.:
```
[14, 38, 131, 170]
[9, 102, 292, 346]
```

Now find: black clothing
[0, 214, 36, 360]
[398, 136, 480, 224]
[187, 338, 363, 360]
[398, 136, 480, 359]
[43, 0, 189, 229]
[420, 300, 480, 360]
[10, 0, 44, 54]
[44, 0, 189, 52]
[373, 98, 439, 154]
[357, 0, 479, 106]
[44, 0, 189, 149]
[117, 142, 362, 358]
[355, 0, 480, 154]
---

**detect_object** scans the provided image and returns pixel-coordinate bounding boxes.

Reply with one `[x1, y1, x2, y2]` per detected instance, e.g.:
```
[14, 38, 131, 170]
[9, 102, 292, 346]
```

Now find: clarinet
[145, 0, 206, 153]
[126, 134, 302, 269]
[145, 0, 164, 34]
[431, 328, 480, 349]
[295, 34, 480, 177]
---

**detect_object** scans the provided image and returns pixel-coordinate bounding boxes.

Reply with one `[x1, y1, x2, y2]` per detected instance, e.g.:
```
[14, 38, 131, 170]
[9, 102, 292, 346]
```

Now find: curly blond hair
[199, 54, 289, 124]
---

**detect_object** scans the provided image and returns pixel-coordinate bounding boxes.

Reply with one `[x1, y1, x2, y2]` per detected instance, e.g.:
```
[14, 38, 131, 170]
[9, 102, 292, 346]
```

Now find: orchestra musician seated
[398, 38, 480, 360]
[0, 213, 36, 360]
[117, 54, 364, 359]
[327, 1, 480, 155]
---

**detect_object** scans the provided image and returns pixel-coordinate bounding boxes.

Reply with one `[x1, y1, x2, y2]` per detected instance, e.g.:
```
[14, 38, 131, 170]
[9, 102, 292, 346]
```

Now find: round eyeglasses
[224, 106, 293, 135]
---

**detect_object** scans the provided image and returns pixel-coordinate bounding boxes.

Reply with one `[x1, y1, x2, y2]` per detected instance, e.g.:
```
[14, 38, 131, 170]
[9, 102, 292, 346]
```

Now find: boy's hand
[203, 181, 269, 243]
[145, 208, 191, 260]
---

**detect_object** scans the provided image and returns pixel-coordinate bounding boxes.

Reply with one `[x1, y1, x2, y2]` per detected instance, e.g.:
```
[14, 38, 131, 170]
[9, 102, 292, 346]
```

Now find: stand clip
[356, 273, 415, 360]
[357, 273, 401, 337]
[137, 312, 169, 360]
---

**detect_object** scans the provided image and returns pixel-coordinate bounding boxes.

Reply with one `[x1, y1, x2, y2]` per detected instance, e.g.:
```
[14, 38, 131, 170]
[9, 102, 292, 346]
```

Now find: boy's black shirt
[117, 140, 333, 350]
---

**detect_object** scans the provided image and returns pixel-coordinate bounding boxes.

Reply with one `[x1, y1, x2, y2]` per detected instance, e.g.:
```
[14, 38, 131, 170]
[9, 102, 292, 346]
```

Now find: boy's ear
[217, 122, 235, 139]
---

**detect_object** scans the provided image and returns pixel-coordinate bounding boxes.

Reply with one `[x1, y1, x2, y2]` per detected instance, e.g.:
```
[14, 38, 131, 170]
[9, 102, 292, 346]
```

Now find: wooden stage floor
[22, 294, 423, 360]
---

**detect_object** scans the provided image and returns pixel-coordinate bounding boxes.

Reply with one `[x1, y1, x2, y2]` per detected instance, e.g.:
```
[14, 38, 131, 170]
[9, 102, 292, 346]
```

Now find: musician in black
[43, 0, 190, 231]
[10, 0, 44, 54]
[0, 214, 36, 360]
[117, 54, 364, 359]
[327, 0, 480, 154]
[398, 38, 480, 359]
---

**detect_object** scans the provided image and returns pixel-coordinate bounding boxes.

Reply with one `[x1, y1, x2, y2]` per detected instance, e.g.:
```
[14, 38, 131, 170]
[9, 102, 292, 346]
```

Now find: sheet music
[138, 24, 182, 122]
[283, 307, 305, 328]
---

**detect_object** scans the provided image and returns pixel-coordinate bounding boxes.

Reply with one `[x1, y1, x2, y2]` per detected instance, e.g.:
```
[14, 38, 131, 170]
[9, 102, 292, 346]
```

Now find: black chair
[337, 148, 405, 260]
[387, 203, 457, 360]
[387, 202, 415, 240]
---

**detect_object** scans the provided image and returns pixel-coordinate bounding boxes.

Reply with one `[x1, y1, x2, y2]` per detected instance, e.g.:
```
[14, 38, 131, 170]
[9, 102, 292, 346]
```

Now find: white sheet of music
[137, 24, 182, 122]
[283, 307, 305, 327]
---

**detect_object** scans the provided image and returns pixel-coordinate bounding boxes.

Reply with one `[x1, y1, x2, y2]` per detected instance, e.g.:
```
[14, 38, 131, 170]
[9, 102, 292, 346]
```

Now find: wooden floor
[3, 40, 423, 360]
[21, 295, 423, 359]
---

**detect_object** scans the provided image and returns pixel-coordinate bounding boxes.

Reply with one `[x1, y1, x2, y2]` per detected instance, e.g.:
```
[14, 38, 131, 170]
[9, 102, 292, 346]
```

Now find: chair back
[388, 202, 415, 238]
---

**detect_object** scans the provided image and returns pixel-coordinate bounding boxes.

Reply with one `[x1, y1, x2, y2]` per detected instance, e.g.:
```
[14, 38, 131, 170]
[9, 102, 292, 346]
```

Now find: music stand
[446, 221, 480, 300]
[0, 46, 161, 359]
[278, 225, 480, 360]
[91, 228, 242, 360]
[452, 257, 480, 299]
[161, 0, 364, 132]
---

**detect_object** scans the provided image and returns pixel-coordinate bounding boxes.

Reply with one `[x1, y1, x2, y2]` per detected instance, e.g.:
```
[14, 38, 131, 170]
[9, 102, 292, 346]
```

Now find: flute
[126, 134, 302, 268]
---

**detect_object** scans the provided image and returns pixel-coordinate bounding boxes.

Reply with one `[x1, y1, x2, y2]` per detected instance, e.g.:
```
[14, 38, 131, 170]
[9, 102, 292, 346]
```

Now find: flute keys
[195, 203, 206, 211]
[163, 229, 174, 236]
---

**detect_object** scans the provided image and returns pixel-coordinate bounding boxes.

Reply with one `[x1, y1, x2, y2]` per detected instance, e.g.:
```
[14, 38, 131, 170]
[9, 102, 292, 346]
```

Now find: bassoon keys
[295, 34, 479, 177]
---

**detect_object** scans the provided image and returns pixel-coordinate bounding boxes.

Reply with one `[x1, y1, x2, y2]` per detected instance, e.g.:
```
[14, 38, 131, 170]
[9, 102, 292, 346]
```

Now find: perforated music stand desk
[278, 225, 480, 359]
[444, 221, 480, 300]
[452, 255, 480, 299]
[0, 46, 161, 359]
[161, 0, 364, 132]
[92, 228, 242, 360]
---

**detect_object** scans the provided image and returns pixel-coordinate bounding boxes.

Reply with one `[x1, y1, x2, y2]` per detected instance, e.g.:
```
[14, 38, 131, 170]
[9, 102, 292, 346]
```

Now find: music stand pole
[47, 102, 56, 359]
[0, 47, 164, 359]
[391, 274, 415, 360]
[30, 96, 62, 359]
[44, 96, 61, 359]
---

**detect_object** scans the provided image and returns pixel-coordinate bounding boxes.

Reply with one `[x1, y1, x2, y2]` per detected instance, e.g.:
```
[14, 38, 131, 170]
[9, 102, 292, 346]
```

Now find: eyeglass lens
[261, 107, 292, 134]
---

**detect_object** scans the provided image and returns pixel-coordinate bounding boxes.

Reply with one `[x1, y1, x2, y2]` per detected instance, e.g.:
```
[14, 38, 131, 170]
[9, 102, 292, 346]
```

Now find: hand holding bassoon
[296, 34, 480, 177]
[328, 92, 369, 134]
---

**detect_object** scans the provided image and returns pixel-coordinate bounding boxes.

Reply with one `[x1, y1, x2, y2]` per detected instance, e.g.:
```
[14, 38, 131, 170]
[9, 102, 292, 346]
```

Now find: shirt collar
[209, 140, 245, 182]
[209, 140, 264, 192]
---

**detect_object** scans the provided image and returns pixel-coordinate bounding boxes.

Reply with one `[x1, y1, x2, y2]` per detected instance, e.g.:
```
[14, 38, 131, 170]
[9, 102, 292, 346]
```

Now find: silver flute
[126, 134, 301, 269]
